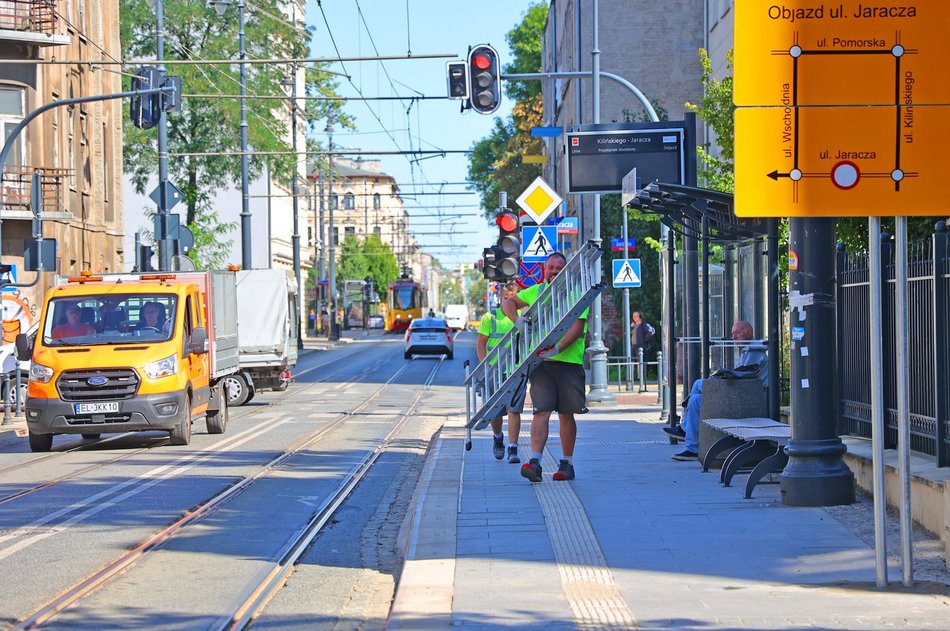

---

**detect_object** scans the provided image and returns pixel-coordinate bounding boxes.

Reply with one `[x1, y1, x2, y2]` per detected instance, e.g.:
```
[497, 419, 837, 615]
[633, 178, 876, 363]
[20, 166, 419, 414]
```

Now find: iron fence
[837, 226, 950, 465]
[0, 0, 57, 34]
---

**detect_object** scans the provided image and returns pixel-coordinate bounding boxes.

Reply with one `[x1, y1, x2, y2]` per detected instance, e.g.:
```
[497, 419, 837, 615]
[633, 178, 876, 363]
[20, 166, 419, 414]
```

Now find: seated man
[138, 301, 169, 334]
[664, 320, 768, 461]
[52, 304, 96, 340]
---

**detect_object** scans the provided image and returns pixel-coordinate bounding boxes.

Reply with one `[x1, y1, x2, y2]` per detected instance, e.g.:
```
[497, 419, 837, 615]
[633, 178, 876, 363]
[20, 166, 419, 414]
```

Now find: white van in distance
[444, 304, 468, 331]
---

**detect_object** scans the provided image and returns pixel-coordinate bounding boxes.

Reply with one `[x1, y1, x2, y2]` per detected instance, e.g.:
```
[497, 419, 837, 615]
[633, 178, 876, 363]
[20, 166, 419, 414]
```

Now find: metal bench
[701, 417, 791, 498]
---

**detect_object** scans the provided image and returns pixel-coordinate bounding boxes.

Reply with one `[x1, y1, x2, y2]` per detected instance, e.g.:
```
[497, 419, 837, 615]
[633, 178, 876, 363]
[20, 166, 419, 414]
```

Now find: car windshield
[42, 294, 178, 347]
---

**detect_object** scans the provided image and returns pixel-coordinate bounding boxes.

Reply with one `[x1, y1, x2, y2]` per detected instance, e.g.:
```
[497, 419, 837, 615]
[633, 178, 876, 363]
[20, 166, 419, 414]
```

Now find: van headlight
[30, 362, 54, 384]
[143, 354, 178, 379]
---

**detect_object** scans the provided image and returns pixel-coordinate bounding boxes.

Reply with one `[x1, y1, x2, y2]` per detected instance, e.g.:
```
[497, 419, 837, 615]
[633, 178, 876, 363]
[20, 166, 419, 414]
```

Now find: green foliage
[502, 2, 547, 102]
[685, 49, 735, 193]
[187, 209, 237, 269]
[335, 234, 399, 295]
[622, 99, 670, 123]
[120, 0, 348, 265]
[440, 280, 464, 307]
[468, 276, 487, 315]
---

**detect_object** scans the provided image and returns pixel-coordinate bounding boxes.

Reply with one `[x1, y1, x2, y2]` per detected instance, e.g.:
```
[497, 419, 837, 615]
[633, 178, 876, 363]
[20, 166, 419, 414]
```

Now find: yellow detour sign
[515, 176, 563, 225]
[734, 0, 950, 217]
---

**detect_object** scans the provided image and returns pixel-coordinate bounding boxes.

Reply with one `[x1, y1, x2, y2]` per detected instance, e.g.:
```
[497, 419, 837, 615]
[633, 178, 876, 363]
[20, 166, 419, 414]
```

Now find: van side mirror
[15, 333, 32, 361]
[189, 327, 209, 355]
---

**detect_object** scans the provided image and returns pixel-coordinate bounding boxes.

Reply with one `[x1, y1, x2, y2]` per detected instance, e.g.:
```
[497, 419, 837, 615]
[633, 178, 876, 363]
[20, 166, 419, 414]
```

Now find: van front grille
[57, 368, 140, 401]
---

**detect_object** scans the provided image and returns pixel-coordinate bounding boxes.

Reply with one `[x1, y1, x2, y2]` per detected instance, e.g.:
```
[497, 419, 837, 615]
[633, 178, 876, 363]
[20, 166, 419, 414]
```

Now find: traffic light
[494, 209, 520, 280]
[481, 246, 497, 280]
[467, 44, 501, 115]
[445, 61, 468, 101]
[138, 244, 155, 272]
[130, 66, 164, 130]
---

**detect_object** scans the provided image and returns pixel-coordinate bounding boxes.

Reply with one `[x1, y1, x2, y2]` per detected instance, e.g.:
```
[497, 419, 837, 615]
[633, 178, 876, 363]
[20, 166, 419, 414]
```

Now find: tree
[335, 235, 367, 289]
[467, 2, 548, 222]
[120, 1, 349, 264]
[362, 233, 400, 296]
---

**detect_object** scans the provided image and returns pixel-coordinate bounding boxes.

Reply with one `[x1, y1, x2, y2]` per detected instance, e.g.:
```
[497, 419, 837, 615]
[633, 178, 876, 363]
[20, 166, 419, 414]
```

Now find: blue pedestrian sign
[521, 226, 558, 263]
[612, 258, 641, 288]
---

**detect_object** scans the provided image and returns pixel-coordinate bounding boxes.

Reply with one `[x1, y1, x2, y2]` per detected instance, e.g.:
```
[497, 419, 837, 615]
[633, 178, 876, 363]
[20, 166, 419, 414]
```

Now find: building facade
[0, 0, 123, 339]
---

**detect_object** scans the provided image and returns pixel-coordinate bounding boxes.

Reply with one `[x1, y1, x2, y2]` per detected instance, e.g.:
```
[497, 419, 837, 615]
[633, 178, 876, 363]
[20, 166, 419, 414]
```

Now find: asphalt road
[0, 330, 475, 629]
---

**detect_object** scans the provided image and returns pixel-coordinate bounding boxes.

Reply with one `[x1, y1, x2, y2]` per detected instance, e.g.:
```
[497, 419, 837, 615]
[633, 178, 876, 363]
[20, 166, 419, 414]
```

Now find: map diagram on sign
[734, 0, 950, 217]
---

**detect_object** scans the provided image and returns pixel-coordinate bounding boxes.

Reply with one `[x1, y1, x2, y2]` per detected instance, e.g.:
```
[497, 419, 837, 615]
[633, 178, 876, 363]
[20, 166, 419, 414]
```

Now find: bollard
[15, 369, 21, 417]
[1, 372, 10, 425]
[656, 351, 664, 406]
[638, 347, 646, 393]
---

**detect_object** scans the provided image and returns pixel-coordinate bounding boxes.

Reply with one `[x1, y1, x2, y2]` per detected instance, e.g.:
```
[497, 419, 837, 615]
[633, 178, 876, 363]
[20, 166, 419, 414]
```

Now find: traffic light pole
[156, 0, 172, 272]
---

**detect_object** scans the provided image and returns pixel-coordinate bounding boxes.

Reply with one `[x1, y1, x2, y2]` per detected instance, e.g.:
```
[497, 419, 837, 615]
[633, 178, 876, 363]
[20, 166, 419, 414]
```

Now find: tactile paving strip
[533, 450, 637, 630]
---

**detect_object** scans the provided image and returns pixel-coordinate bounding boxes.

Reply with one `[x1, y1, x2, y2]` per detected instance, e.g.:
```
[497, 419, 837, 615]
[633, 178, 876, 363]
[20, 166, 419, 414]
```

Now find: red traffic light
[472, 54, 491, 70]
[496, 212, 518, 233]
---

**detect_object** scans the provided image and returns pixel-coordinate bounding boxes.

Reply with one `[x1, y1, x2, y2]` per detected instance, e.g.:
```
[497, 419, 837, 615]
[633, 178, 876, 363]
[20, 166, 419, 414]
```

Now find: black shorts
[529, 361, 588, 414]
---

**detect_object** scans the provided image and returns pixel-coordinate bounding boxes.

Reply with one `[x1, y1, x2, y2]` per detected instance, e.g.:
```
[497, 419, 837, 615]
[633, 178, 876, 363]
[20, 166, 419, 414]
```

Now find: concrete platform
[390, 402, 950, 630]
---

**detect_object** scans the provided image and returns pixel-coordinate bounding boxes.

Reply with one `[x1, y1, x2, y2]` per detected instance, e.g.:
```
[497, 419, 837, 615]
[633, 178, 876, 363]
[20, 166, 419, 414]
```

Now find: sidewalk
[390, 397, 950, 630]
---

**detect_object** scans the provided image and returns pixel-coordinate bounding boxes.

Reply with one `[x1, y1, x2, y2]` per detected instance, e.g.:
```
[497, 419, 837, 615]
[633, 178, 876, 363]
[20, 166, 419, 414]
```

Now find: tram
[385, 276, 426, 333]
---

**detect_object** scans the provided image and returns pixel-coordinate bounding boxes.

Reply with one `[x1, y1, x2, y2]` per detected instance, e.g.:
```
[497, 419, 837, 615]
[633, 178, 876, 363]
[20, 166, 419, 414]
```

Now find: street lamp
[280, 69, 304, 349]
[325, 118, 339, 341]
[207, 0, 251, 269]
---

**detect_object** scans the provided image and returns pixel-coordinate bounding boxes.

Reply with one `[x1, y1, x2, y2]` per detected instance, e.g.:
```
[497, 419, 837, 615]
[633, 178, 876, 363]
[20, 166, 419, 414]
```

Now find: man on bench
[663, 321, 768, 461]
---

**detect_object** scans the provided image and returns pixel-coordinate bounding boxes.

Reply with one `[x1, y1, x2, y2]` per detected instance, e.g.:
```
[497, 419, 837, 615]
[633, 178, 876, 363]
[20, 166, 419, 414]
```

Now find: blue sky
[304, 0, 540, 269]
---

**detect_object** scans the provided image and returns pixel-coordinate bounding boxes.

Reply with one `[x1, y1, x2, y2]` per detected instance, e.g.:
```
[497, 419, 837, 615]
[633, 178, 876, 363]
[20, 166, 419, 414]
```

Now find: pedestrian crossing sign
[612, 258, 641, 288]
[521, 226, 558, 263]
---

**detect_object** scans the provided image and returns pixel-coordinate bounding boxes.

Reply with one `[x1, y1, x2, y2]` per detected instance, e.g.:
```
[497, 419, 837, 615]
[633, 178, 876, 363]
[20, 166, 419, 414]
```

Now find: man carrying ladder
[502, 252, 588, 482]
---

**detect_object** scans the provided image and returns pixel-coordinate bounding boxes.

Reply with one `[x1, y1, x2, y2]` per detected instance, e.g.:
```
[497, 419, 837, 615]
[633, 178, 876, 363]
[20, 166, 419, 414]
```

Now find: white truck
[222, 269, 299, 406]
[444, 304, 469, 332]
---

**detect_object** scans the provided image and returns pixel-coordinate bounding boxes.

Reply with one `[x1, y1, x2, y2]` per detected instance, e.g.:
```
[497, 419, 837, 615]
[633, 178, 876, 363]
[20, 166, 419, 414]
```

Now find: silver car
[404, 318, 453, 360]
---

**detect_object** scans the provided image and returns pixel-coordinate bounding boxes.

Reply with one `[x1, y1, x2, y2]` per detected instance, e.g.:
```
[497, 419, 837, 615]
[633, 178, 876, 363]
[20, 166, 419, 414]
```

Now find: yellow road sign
[735, 0, 950, 107]
[735, 105, 950, 217]
[515, 176, 562, 225]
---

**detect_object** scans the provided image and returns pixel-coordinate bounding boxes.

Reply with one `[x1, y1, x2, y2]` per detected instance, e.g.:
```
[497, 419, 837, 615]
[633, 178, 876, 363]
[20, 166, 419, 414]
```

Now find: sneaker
[492, 436, 505, 460]
[552, 459, 575, 481]
[662, 425, 687, 441]
[520, 458, 542, 483]
[672, 449, 698, 461]
[507, 445, 521, 464]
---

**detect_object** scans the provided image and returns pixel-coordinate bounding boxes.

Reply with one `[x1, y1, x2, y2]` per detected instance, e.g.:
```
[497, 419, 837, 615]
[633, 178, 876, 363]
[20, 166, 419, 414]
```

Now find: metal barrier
[838, 226, 950, 466]
[606, 350, 664, 405]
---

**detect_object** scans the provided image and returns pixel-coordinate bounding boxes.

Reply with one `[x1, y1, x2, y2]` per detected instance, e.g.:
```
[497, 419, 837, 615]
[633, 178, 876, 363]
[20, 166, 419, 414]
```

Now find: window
[343, 192, 355, 209]
[374, 225, 381, 236]
[329, 194, 338, 210]
[344, 225, 356, 237]
[372, 193, 380, 210]
[0, 86, 24, 167]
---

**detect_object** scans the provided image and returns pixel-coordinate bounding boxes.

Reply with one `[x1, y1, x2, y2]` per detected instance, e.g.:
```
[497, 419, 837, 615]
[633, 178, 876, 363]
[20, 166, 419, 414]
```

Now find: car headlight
[30, 362, 54, 384]
[143, 354, 178, 380]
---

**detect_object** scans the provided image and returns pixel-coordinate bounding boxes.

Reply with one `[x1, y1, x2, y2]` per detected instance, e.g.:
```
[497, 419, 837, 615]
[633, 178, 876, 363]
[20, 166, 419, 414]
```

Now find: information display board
[565, 122, 689, 194]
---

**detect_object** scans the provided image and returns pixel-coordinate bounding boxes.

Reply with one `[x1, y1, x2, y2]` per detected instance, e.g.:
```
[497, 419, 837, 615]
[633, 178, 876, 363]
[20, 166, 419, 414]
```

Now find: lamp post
[281, 69, 303, 349]
[325, 118, 339, 340]
[207, 0, 251, 269]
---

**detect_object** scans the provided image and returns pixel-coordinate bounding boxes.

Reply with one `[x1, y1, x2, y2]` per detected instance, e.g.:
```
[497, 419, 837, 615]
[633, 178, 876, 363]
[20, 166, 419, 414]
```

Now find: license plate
[75, 401, 119, 414]
[418, 334, 438, 341]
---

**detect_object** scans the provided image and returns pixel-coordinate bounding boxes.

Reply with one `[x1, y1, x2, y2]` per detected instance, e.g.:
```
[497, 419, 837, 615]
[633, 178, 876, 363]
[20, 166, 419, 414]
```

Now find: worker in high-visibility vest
[476, 281, 525, 464]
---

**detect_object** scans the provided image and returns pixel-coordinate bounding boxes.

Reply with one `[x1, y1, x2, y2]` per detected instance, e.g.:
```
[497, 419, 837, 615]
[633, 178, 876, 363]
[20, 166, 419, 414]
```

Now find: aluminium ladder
[463, 241, 606, 449]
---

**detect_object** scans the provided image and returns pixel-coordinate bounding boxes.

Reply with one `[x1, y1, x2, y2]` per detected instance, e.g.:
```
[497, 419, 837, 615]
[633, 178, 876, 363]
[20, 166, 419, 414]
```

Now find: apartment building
[0, 0, 123, 338]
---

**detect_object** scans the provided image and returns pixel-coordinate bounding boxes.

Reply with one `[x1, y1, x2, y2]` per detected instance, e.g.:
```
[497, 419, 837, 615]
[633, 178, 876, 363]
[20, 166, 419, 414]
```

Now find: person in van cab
[138, 302, 170, 334]
[52, 304, 96, 339]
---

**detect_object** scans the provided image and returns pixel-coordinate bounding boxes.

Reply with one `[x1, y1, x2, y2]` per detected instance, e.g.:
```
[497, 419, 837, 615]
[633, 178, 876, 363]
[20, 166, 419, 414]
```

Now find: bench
[698, 379, 768, 468]
[701, 417, 791, 498]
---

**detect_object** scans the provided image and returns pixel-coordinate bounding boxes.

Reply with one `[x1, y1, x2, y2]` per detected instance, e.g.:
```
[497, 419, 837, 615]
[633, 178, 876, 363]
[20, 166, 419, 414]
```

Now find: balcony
[1, 164, 73, 219]
[0, 1, 70, 46]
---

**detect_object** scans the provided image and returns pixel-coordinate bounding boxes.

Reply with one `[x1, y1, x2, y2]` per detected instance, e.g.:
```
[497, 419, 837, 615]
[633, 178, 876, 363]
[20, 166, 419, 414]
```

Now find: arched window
[372, 193, 381, 210]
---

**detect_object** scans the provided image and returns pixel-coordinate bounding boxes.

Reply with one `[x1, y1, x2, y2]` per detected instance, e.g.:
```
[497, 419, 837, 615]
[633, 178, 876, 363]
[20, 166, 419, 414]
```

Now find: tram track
[13, 348, 441, 629]
[0, 343, 371, 505]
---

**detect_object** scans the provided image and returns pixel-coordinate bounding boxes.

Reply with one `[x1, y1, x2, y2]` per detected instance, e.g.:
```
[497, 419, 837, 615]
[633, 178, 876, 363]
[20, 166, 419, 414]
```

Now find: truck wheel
[206, 389, 228, 435]
[222, 374, 250, 407]
[169, 397, 193, 446]
[81, 433, 101, 440]
[28, 430, 53, 452]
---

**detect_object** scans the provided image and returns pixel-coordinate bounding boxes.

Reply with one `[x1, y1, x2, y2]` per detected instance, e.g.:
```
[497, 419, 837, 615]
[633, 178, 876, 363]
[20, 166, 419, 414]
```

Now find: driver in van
[138, 302, 169, 333]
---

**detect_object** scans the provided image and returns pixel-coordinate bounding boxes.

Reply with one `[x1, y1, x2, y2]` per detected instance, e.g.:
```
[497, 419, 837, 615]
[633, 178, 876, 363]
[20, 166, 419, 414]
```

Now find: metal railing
[0, 164, 71, 213]
[838, 226, 950, 466]
[606, 349, 664, 404]
[0, 0, 57, 34]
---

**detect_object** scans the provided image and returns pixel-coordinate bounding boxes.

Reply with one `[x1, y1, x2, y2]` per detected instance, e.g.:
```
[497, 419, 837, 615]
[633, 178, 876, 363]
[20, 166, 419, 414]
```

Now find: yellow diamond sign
[515, 176, 562, 225]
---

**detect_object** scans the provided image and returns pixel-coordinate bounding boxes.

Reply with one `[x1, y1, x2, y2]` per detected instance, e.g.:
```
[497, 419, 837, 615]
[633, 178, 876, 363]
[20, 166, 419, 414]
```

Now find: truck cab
[21, 272, 237, 451]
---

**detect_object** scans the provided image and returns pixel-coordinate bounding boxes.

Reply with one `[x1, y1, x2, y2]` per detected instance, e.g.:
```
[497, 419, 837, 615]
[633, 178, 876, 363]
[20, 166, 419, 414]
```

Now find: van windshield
[42, 294, 178, 347]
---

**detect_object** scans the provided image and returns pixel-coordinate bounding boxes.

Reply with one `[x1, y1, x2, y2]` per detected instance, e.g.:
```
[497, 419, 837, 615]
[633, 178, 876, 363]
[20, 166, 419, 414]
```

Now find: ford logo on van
[87, 376, 109, 387]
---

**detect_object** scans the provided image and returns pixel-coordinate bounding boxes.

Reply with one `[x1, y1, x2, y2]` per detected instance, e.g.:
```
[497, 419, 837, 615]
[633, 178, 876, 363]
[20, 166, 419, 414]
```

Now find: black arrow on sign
[767, 170, 791, 180]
